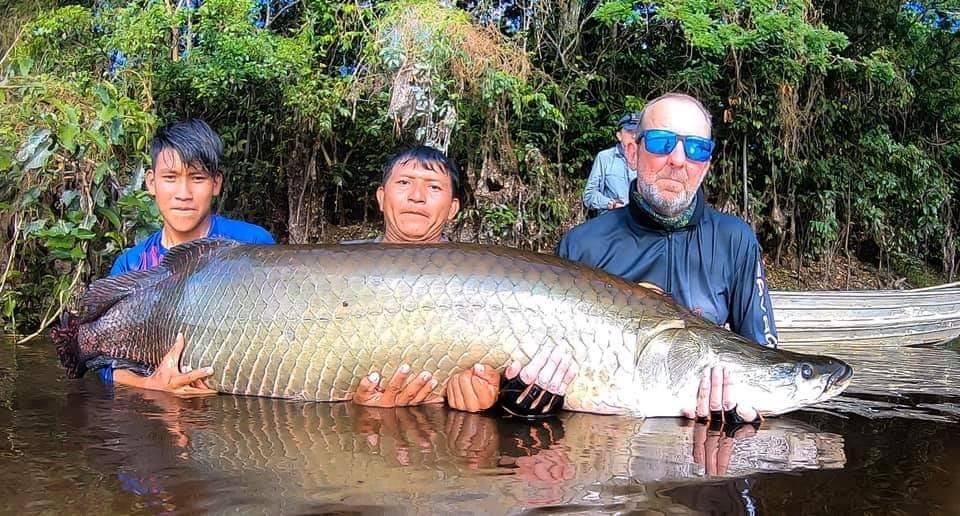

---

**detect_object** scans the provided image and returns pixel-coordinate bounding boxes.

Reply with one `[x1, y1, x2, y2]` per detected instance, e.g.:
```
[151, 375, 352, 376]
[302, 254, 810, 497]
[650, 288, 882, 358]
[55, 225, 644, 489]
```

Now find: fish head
[727, 345, 854, 416]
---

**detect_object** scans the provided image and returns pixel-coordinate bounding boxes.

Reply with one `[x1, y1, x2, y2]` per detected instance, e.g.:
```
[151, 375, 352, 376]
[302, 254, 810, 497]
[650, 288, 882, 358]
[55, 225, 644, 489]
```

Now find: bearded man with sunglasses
[557, 93, 778, 425]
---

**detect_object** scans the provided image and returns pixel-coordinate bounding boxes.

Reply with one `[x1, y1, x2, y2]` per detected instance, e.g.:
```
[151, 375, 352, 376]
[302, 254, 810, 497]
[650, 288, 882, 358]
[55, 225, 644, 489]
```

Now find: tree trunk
[287, 137, 323, 244]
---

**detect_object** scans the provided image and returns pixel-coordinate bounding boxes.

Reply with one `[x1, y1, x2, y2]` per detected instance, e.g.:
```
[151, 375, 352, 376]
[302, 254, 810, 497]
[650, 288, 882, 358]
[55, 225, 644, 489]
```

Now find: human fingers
[520, 346, 552, 384]
[723, 369, 758, 423]
[694, 374, 711, 419]
[709, 367, 724, 415]
[556, 362, 578, 397]
[354, 372, 381, 405]
[158, 333, 186, 374]
[504, 360, 522, 380]
[721, 367, 736, 411]
[541, 361, 577, 412]
[468, 364, 499, 411]
[170, 333, 186, 357]
[382, 364, 412, 405]
[192, 378, 212, 390]
[456, 370, 482, 412]
[171, 383, 218, 397]
[736, 403, 759, 424]
[169, 366, 214, 390]
[406, 374, 440, 406]
[536, 347, 565, 389]
[386, 364, 412, 392]
[446, 373, 466, 411]
[396, 371, 432, 406]
[544, 352, 575, 395]
[474, 363, 502, 386]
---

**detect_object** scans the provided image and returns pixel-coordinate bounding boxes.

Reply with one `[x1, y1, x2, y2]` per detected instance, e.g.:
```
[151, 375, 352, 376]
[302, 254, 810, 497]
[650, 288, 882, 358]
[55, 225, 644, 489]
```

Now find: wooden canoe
[772, 283, 960, 347]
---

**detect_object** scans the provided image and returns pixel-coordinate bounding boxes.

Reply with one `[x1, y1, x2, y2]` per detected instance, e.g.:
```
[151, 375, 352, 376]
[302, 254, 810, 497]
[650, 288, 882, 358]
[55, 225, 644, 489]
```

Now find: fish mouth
[825, 362, 854, 392]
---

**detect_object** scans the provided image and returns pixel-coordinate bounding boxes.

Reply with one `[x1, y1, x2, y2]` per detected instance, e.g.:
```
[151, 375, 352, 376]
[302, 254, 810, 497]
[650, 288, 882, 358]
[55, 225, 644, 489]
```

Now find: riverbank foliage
[1, 0, 959, 334]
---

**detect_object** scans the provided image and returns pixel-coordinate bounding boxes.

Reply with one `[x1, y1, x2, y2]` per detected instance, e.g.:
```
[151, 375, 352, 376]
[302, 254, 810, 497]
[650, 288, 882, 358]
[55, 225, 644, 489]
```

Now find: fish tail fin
[50, 311, 87, 378]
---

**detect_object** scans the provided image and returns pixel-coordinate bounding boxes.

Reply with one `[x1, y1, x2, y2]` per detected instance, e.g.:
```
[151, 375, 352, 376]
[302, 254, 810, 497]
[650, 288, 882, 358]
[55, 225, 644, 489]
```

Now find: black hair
[381, 146, 462, 200]
[150, 119, 224, 177]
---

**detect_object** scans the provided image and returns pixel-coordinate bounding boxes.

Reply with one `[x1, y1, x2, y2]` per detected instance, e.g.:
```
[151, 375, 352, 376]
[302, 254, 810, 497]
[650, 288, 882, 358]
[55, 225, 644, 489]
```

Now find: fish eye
[800, 363, 814, 379]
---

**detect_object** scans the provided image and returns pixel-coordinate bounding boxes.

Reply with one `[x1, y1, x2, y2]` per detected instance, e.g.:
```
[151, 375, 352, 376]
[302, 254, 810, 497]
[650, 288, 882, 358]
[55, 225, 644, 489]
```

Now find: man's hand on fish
[445, 362, 502, 412]
[447, 346, 580, 414]
[681, 367, 759, 424]
[354, 364, 444, 407]
[113, 333, 217, 397]
[496, 346, 579, 417]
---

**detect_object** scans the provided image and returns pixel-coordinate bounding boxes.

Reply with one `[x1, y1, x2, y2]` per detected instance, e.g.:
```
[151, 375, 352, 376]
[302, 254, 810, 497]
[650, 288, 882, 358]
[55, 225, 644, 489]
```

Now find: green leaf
[74, 229, 96, 240]
[58, 122, 80, 152]
[93, 163, 110, 185]
[60, 189, 79, 208]
[23, 147, 53, 171]
[22, 219, 48, 237]
[45, 235, 76, 250]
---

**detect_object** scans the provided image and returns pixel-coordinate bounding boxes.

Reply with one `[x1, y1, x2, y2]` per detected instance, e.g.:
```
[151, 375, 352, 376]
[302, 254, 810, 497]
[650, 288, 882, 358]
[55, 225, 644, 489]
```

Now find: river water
[1, 339, 958, 514]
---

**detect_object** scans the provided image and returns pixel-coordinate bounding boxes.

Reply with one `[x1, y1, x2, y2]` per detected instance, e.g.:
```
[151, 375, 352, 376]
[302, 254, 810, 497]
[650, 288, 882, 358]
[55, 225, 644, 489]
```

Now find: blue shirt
[582, 144, 637, 214]
[558, 186, 779, 348]
[109, 215, 275, 275]
[100, 215, 275, 382]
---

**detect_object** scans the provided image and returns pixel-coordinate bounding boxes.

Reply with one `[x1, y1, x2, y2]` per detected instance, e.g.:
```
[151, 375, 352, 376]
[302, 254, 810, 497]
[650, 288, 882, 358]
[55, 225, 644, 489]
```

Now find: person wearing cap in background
[581, 113, 642, 215]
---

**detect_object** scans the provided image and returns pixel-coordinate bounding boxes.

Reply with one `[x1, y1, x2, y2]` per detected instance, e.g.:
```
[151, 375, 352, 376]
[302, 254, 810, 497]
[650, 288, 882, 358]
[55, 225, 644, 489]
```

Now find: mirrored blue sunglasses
[637, 129, 715, 162]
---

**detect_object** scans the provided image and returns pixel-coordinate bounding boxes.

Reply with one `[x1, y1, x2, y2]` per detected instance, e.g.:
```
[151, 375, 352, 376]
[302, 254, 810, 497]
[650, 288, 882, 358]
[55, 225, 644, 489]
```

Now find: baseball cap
[617, 112, 642, 132]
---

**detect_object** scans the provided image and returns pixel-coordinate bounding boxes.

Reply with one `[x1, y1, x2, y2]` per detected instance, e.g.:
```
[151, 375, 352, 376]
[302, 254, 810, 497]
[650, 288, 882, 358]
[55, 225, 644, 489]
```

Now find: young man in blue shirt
[103, 119, 274, 393]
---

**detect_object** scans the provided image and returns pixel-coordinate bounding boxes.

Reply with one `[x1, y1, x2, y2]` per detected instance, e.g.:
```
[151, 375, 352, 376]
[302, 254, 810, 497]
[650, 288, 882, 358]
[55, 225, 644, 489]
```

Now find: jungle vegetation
[1, 0, 958, 338]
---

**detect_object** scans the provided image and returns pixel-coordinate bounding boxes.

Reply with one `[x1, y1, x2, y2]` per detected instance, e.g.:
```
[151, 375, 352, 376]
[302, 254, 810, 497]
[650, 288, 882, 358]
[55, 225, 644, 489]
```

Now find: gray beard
[638, 181, 698, 217]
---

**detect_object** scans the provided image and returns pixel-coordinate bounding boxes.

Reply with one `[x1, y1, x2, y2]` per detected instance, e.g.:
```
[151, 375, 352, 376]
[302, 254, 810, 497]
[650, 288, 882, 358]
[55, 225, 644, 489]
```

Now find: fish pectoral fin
[634, 319, 687, 364]
[652, 319, 687, 333]
[634, 319, 705, 386]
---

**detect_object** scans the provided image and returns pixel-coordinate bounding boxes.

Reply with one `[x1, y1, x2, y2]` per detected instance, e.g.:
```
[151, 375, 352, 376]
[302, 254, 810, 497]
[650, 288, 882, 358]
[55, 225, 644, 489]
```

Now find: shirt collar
[626, 180, 704, 232]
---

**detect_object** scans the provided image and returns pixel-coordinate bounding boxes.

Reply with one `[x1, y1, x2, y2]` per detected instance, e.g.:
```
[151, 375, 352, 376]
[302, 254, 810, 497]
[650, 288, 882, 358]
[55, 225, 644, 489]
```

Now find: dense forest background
[1, 0, 958, 336]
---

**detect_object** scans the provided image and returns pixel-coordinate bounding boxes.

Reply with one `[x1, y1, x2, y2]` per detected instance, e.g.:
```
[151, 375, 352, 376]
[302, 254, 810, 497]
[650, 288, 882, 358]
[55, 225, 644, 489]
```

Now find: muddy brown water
[1, 339, 958, 514]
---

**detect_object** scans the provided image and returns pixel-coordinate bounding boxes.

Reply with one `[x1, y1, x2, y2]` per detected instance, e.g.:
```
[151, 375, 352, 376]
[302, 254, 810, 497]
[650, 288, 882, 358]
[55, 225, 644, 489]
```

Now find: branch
[266, 1, 299, 29]
[0, 25, 24, 70]
[16, 256, 85, 344]
[0, 212, 21, 298]
[17, 156, 97, 343]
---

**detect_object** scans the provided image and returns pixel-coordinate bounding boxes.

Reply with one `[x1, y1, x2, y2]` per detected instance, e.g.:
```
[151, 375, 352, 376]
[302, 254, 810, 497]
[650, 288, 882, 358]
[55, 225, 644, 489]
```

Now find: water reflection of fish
[122, 396, 845, 513]
[56, 241, 852, 416]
